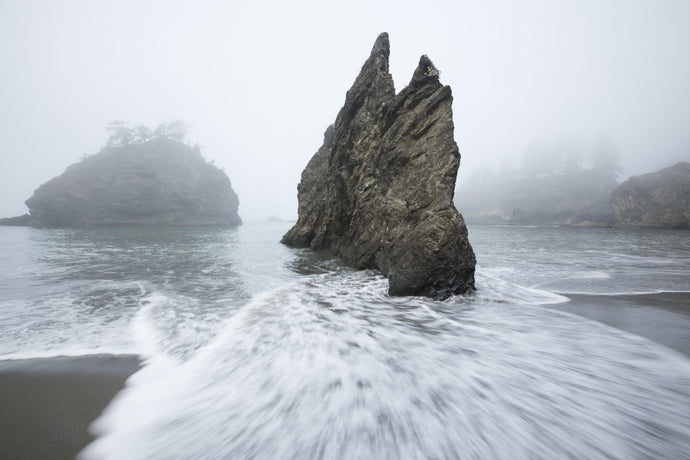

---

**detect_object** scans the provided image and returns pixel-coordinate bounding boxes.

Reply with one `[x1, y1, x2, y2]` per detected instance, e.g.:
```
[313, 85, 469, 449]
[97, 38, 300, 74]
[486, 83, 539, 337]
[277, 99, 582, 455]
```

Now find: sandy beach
[0, 354, 140, 460]
[545, 291, 690, 356]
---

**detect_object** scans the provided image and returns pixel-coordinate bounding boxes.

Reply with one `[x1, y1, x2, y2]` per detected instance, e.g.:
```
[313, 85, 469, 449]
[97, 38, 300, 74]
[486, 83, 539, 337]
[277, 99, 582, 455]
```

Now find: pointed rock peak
[370, 32, 390, 58]
[410, 54, 440, 85]
[366, 32, 390, 73]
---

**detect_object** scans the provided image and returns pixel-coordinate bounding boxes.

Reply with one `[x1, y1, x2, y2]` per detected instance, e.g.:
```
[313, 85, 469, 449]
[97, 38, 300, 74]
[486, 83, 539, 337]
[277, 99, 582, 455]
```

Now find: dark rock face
[25, 138, 241, 226]
[282, 33, 476, 298]
[611, 162, 690, 228]
[0, 214, 37, 226]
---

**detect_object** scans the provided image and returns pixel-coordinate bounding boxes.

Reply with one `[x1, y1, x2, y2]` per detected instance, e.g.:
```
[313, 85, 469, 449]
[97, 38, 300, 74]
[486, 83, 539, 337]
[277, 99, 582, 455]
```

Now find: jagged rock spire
[368, 32, 390, 72]
[282, 33, 475, 298]
[410, 55, 440, 85]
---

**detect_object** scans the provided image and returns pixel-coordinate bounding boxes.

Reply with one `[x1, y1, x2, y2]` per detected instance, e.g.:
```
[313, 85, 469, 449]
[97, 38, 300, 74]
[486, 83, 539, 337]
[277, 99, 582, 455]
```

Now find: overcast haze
[1, 0, 689, 222]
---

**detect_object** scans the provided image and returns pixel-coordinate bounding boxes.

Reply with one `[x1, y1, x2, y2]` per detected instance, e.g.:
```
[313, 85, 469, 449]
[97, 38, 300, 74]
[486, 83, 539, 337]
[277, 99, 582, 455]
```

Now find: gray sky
[1, 0, 689, 221]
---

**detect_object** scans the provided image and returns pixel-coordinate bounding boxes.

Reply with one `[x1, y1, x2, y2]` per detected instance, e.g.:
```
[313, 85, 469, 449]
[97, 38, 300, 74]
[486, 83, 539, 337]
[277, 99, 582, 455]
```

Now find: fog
[1, 0, 688, 222]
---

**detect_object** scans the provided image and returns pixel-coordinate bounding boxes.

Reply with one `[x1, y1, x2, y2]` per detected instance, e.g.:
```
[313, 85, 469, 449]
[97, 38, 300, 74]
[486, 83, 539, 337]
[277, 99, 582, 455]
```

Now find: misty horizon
[1, 0, 689, 222]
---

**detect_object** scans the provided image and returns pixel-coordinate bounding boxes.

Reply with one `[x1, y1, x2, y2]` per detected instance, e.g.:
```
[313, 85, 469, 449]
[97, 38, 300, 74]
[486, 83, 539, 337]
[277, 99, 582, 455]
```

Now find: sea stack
[282, 33, 476, 298]
[24, 137, 241, 227]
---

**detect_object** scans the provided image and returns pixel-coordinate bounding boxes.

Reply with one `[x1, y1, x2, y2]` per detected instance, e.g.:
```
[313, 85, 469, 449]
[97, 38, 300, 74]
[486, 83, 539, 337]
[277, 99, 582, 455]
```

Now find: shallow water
[1, 223, 689, 459]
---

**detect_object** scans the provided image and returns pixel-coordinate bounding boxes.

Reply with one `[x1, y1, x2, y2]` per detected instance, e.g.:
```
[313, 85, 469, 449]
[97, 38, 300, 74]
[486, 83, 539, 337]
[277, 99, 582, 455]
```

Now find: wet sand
[546, 291, 690, 356]
[0, 354, 140, 460]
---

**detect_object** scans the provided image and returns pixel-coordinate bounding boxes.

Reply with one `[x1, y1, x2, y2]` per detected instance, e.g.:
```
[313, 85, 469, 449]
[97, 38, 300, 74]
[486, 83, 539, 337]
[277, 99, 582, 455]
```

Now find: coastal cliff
[23, 137, 241, 227]
[282, 33, 476, 298]
[611, 162, 690, 228]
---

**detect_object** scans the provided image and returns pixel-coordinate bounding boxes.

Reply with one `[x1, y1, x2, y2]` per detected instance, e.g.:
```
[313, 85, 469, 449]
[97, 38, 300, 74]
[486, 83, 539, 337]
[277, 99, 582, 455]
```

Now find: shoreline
[0, 293, 688, 460]
[545, 291, 690, 357]
[0, 354, 141, 460]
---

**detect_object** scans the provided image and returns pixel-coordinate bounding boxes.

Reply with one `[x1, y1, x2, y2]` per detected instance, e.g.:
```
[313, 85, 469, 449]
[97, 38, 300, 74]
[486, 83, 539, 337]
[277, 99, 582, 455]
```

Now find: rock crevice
[282, 33, 476, 298]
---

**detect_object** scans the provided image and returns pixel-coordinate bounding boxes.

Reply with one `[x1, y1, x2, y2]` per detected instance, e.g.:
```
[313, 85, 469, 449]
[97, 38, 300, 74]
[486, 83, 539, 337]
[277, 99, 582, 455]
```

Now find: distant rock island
[455, 155, 690, 229]
[282, 33, 476, 299]
[611, 162, 690, 228]
[6, 124, 241, 227]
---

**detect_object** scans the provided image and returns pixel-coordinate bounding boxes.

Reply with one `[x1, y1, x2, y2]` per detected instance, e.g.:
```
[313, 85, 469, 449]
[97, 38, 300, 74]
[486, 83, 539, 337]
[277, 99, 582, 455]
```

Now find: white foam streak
[130, 294, 178, 362]
[474, 271, 571, 305]
[82, 273, 690, 460]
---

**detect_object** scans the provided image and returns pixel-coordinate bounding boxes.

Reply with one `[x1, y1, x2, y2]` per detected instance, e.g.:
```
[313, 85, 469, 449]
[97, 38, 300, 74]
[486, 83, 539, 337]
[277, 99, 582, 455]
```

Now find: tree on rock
[133, 125, 153, 144]
[154, 120, 188, 142]
[106, 121, 134, 147]
[106, 120, 190, 148]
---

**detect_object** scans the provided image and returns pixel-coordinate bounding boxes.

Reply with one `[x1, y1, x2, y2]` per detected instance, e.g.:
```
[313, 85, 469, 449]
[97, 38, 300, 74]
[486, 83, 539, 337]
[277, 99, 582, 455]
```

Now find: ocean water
[1, 222, 689, 459]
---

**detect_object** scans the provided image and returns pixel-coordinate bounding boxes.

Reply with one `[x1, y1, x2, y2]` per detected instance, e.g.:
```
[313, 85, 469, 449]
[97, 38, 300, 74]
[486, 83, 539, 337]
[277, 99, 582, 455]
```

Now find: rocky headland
[282, 33, 476, 298]
[15, 137, 241, 227]
[611, 162, 690, 228]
